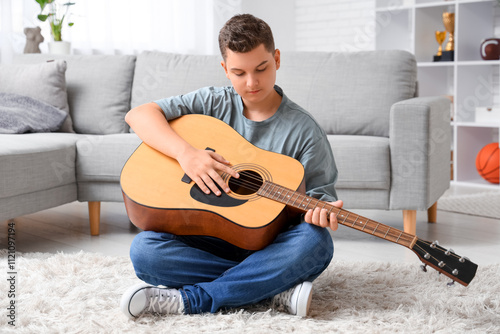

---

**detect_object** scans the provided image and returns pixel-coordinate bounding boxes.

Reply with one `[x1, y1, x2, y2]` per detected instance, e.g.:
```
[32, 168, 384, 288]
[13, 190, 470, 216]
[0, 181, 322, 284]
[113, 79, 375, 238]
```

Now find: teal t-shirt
[155, 85, 338, 202]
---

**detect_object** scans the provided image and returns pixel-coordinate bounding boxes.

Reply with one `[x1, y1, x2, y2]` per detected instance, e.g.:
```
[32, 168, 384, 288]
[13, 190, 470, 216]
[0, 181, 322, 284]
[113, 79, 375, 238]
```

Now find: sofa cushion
[328, 135, 390, 190]
[0, 59, 74, 132]
[0, 133, 81, 199]
[131, 51, 230, 108]
[13, 54, 136, 135]
[76, 134, 142, 183]
[277, 50, 417, 137]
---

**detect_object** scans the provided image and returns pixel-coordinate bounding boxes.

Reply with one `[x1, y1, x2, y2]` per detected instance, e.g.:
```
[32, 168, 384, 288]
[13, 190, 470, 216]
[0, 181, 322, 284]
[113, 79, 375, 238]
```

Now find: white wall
[241, 0, 296, 52]
[0, 0, 378, 63]
[295, 0, 375, 52]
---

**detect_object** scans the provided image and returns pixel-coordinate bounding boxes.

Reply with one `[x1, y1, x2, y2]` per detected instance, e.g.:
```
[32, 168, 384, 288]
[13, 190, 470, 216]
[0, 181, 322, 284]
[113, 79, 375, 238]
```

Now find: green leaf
[68, 22, 74, 27]
[37, 14, 49, 22]
[35, 0, 49, 11]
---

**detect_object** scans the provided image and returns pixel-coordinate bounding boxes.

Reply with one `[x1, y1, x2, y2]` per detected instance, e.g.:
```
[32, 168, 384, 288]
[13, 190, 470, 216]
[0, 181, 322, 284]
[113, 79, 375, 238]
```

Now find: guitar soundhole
[228, 170, 263, 196]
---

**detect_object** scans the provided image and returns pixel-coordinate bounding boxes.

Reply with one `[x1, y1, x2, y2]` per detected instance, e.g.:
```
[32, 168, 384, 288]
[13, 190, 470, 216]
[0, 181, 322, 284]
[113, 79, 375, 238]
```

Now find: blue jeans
[129, 222, 334, 314]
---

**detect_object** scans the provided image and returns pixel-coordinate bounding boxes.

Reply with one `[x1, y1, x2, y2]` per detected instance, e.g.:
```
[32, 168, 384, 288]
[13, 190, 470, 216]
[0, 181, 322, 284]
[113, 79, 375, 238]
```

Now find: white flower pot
[48, 41, 71, 55]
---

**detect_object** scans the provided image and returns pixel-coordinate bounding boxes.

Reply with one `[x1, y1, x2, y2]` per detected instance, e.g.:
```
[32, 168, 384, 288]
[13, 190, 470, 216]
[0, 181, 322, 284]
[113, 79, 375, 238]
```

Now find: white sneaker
[272, 281, 313, 317]
[120, 283, 185, 319]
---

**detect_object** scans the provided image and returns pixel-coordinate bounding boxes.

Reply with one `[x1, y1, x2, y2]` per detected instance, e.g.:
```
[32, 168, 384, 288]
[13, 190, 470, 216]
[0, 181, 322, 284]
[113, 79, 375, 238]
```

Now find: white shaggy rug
[1, 251, 499, 334]
[438, 191, 500, 220]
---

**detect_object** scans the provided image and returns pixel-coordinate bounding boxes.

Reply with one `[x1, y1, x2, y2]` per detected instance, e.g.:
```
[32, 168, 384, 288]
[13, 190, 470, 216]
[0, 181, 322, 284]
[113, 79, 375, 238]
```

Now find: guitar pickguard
[190, 183, 248, 207]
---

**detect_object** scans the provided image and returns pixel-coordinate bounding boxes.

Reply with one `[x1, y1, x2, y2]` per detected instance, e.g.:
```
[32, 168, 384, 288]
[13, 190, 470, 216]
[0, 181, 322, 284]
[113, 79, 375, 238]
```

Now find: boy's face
[221, 44, 280, 107]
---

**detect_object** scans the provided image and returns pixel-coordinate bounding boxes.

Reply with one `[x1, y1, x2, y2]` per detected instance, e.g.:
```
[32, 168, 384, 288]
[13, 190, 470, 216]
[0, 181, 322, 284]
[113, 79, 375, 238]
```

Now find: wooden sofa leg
[88, 201, 101, 236]
[427, 201, 438, 223]
[403, 210, 416, 235]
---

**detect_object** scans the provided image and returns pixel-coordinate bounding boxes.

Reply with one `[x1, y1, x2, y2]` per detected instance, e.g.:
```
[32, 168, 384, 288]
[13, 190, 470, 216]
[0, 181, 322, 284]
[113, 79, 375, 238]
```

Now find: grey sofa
[0, 50, 450, 236]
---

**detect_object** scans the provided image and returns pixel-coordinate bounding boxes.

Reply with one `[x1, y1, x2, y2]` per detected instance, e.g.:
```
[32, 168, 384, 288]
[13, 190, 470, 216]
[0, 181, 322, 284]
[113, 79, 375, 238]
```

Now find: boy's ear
[221, 60, 230, 79]
[274, 49, 281, 70]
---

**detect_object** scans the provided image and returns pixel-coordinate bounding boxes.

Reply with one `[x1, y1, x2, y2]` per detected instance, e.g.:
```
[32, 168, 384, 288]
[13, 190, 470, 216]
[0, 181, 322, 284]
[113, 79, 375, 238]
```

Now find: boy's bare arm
[125, 103, 239, 196]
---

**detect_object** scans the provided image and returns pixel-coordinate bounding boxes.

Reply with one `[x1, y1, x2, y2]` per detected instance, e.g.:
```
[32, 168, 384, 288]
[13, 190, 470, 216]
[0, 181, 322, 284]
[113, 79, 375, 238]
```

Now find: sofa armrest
[389, 96, 451, 210]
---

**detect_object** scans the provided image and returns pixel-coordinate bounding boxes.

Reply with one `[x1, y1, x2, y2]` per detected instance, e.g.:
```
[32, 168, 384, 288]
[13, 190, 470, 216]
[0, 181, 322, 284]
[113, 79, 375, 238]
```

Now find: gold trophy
[441, 12, 455, 61]
[433, 30, 446, 61]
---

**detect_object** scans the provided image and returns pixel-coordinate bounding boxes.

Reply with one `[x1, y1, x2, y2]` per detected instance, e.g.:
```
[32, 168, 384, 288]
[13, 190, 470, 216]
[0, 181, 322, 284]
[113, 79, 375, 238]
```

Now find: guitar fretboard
[257, 181, 417, 249]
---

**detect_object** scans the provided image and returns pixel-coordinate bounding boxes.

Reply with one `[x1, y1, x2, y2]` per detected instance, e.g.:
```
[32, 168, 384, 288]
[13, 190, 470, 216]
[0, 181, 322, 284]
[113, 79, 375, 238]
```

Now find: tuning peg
[424, 253, 430, 260]
[430, 240, 439, 249]
[420, 264, 428, 272]
[445, 248, 454, 256]
[459, 256, 470, 263]
[447, 280, 455, 287]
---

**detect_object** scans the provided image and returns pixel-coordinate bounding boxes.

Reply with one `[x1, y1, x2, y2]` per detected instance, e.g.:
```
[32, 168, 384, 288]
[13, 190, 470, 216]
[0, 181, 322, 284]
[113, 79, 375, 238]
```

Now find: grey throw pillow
[0, 60, 74, 132]
[0, 92, 67, 134]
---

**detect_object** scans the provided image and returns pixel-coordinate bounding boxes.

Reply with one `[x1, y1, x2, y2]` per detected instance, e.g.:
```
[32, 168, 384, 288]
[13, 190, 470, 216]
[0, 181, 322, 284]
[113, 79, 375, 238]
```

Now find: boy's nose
[247, 74, 258, 88]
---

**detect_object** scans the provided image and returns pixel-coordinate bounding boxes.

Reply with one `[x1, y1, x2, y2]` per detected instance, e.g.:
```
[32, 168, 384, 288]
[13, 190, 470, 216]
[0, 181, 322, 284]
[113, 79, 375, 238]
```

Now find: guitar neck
[257, 181, 417, 249]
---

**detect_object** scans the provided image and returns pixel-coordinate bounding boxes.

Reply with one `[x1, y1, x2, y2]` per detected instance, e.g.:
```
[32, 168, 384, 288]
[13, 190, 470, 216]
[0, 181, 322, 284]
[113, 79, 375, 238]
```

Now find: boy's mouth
[249, 89, 261, 95]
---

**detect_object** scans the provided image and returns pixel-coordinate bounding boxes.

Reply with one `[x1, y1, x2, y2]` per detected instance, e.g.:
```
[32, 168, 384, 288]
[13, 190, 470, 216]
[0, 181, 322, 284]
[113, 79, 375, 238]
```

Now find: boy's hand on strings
[177, 146, 239, 196]
[304, 200, 343, 231]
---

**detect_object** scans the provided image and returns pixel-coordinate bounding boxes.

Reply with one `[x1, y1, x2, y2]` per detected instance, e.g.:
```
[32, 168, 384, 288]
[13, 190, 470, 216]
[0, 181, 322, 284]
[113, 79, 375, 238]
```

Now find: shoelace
[273, 287, 295, 311]
[147, 290, 182, 314]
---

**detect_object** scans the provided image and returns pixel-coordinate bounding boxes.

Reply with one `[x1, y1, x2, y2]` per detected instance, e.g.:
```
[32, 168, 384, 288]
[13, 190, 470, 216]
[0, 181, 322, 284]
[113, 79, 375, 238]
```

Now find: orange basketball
[475, 142, 499, 184]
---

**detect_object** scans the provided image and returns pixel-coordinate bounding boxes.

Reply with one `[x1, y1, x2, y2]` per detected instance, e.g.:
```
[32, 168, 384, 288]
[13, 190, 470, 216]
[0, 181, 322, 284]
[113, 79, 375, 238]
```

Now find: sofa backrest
[131, 51, 229, 108]
[132, 50, 416, 137]
[14, 54, 136, 135]
[277, 50, 417, 137]
[13, 50, 416, 137]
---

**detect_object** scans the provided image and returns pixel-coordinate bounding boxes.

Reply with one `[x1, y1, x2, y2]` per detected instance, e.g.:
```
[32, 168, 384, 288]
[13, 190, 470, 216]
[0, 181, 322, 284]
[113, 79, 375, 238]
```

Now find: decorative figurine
[23, 27, 44, 54]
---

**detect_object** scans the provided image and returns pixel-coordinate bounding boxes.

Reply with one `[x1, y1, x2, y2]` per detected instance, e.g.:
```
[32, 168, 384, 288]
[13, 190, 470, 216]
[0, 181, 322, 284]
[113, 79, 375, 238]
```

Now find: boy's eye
[234, 72, 244, 77]
[256, 67, 267, 72]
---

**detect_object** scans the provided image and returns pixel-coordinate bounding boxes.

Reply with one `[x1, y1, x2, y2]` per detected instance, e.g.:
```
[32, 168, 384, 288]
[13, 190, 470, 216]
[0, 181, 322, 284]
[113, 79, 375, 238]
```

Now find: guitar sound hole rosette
[224, 164, 271, 201]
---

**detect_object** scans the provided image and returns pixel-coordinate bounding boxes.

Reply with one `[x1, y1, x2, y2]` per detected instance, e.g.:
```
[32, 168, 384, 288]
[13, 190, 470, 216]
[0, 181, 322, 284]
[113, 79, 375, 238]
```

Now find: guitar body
[121, 114, 305, 250]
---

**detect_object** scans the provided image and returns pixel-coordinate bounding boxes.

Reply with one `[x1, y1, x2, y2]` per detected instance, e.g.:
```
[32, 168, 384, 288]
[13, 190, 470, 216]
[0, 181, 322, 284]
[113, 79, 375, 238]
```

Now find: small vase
[48, 41, 71, 55]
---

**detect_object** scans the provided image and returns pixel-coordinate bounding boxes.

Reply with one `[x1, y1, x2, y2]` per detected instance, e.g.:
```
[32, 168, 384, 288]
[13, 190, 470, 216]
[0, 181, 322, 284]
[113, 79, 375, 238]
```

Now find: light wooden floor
[2, 186, 499, 268]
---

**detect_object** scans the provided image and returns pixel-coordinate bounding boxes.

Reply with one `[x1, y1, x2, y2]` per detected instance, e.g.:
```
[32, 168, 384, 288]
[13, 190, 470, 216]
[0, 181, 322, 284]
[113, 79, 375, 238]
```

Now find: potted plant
[35, 0, 75, 54]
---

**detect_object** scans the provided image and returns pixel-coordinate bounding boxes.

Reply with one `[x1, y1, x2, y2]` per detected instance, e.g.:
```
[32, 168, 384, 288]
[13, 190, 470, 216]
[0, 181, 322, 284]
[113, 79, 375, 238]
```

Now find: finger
[312, 207, 323, 226]
[332, 200, 343, 208]
[210, 152, 230, 164]
[329, 212, 339, 231]
[217, 163, 239, 179]
[193, 176, 211, 195]
[198, 174, 222, 196]
[208, 170, 231, 194]
[211, 153, 240, 178]
[319, 208, 330, 228]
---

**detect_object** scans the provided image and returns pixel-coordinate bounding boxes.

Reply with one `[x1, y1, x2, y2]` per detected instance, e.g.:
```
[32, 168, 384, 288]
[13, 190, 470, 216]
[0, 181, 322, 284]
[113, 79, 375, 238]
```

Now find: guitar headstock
[411, 238, 478, 286]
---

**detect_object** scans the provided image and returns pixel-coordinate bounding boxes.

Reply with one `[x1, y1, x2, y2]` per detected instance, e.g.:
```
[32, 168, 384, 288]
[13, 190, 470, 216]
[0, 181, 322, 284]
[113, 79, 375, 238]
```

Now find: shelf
[376, 0, 499, 189]
[419, 60, 500, 66]
[418, 61, 455, 67]
[456, 60, 500, 66]
[415, 1, 458, 9]
[376, 0, 494, 11]
[455, 121, 500, 127]
[451, 179, 500, 189]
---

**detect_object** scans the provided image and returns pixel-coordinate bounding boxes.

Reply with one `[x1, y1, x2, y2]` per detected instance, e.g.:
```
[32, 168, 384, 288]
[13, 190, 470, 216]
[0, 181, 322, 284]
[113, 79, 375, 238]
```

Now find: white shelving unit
[376, 0, 500, 189]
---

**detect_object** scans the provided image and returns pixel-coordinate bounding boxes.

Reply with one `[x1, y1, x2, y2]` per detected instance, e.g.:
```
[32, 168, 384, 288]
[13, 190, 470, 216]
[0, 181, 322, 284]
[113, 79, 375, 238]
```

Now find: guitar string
[413, 240, 464, 262]
[225, 172, 466, 262]
[227, 174, 416, 242]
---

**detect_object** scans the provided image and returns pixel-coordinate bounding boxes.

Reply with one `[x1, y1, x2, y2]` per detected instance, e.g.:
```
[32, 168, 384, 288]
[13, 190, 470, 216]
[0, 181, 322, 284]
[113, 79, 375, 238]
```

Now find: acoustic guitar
[121, 114, 478, 287]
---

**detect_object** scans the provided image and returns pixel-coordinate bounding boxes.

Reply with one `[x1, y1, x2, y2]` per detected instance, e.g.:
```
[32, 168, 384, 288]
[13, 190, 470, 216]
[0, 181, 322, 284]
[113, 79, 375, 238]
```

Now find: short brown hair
[218, 14, 275, 60]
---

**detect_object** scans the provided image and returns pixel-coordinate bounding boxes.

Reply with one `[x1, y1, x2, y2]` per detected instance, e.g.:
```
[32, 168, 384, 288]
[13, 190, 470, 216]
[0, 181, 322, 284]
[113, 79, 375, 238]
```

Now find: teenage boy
[121, 14, 342, 318]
